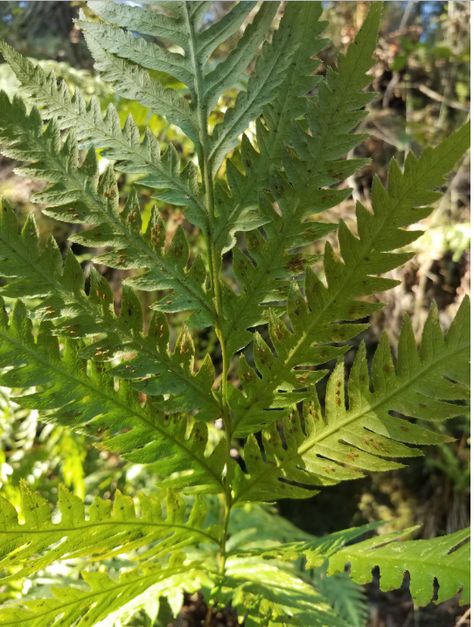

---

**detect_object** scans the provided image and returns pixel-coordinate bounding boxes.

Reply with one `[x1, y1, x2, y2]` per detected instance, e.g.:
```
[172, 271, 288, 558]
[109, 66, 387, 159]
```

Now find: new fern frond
[0, 1, 469, 624]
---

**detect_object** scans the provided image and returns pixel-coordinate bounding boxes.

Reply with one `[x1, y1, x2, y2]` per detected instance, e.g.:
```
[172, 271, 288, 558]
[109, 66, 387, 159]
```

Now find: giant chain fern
[0, 2, 470, 624]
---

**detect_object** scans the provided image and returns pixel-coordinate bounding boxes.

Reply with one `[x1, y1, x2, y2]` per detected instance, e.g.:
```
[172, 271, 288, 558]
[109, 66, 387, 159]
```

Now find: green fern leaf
[0, 201, 219, 417]
[0, 2, 469, 620]
[81, 1, 323, 179]
[86, 0, 276, 109]
[208, 3, 301, 174]
[224, 558, 346, 627]
[85, 0, 191, 45]
[225, 514, 377, 625]
[221, 3, 381, 355]
[229, 509, 380, 565]
[235, 299, 469, 501]
[0, 301, 225, 491]
[81, 0, 278, 156]
[0, 93, 215, 326]
[80, 19, 195, 87]
[0, 484, 217, 583]
[203, 3, 278, 111]
[0, 40, 207, 229]
[80, 34, 200, 144]
[211, 1, 328, 256]
[233, 122, 470, 435]
[89, 0, 274, 115]
[0, 563, 200, 627]
[316, 573, 368, 627]
[329, 527, 470, 606]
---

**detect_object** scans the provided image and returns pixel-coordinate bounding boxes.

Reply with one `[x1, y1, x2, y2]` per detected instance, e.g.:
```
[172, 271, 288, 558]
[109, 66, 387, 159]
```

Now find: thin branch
[417, 83, 469, 112]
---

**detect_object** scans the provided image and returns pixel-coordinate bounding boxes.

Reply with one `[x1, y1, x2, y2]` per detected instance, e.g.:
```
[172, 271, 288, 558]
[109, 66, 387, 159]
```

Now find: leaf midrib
[0, 518, 217, 544]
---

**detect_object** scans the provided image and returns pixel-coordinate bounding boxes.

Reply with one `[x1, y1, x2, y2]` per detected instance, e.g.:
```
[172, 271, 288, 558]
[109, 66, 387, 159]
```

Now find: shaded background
[0, 2, 470, 626]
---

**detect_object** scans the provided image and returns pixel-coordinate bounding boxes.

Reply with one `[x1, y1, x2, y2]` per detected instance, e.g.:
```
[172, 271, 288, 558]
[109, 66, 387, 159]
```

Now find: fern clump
[0, 2, 469, 625]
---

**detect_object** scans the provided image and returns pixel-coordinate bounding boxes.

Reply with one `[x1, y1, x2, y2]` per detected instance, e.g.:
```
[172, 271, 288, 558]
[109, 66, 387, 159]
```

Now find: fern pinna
[0, 2, 469, 625]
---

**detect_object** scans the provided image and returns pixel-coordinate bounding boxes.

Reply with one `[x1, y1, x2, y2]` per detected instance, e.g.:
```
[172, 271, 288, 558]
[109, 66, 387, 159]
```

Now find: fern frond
[88, 0, 274, 111]
[229, 510, 379, 565]
[235, 299, 469, 501]
[221, 3, 381, 355]
[207, 3, 300, 174]
[0, 563, 200, 627]
[329, 527, 470, 606]
[225, 514, 376, 625]
[202, 3, 278, 111]
[233, 122, 470, 435]
[0, 202, 219, 417]
[85, 0, 191, 45]
[79, 34, 200, 144]
[212, 1, 328, 256]
[0, 484, 217, 583]
[0, 301, 225, 491]
[316, 573, 368, 627]
[80, 19, 195, 87]
[0, 2, 470, 619]
[81, 1, 279, 153]
[0, 93, 215, 326]
[81, 1, 321, 176]
[0, 40, 207, 229]
[224, 558, 345, 627]
[85, 0, 274, 101]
